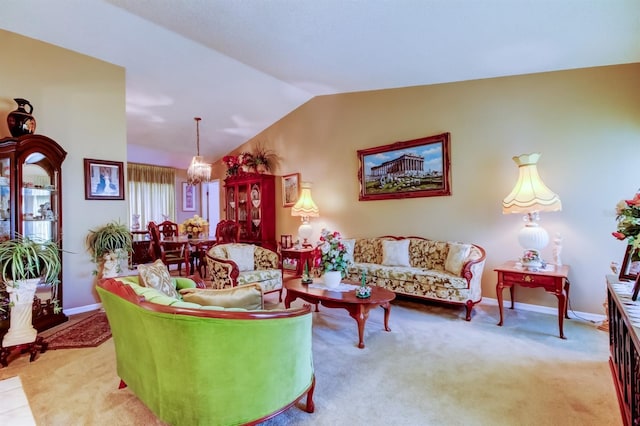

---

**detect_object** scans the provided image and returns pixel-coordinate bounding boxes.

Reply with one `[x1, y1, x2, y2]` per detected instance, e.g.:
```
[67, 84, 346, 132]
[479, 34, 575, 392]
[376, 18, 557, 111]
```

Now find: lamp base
[298, 221, 313, 248]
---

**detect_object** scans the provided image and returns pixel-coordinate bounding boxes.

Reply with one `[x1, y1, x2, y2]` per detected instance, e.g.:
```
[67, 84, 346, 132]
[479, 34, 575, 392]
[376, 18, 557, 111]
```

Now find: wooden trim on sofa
[97, 278, 310, 320]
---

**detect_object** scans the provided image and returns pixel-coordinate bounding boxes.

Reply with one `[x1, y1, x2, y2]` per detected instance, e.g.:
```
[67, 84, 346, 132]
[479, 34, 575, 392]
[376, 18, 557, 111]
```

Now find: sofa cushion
[382, 239, 410, 267]
[238, 269, 282, 293]
[445, 243, 471, 276]
[137, 259, 180, 299]
[343, 238, 356, 263]
[180, 283, 263, 310]
[226, 244, 255, 271]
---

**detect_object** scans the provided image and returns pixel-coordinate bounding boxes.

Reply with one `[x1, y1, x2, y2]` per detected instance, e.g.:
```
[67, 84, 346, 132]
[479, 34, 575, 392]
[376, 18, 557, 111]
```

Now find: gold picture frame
[282, 173, 300, 207]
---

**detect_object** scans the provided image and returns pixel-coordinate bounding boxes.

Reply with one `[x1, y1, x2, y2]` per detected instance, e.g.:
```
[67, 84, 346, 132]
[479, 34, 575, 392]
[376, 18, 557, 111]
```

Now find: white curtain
[127, 163, 176, 229]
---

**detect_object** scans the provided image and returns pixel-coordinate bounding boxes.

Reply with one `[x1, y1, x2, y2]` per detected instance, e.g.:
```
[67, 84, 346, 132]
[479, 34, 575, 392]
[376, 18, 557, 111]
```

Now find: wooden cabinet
[0, 134, 67, 333]
[607, 275, 640, 426]
[224, 173, 276, 250]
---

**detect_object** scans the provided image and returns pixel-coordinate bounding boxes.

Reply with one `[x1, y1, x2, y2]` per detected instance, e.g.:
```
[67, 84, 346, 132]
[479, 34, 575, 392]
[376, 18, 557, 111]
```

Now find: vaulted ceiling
[1, 1, 639, 168]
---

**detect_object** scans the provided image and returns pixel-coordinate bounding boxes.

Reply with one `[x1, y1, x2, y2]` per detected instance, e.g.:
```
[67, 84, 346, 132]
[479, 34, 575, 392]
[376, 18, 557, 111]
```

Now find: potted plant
[251, 142, 279, 174]
[0, 234, 62, 347]
[86, 220, 133, 278]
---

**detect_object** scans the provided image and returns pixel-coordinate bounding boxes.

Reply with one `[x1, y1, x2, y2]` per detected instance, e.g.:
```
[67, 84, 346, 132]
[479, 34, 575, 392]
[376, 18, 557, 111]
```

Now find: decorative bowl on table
[355, 285, 372, 298]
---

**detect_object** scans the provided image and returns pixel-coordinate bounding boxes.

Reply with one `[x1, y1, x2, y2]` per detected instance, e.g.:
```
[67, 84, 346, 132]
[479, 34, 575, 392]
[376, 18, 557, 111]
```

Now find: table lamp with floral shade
[502, 153, 562, 270]
[291, 182, 319, 247]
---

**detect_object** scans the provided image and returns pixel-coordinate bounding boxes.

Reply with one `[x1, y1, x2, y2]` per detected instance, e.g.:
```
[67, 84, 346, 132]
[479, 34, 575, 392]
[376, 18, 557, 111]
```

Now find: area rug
[45, 311, 111, 350]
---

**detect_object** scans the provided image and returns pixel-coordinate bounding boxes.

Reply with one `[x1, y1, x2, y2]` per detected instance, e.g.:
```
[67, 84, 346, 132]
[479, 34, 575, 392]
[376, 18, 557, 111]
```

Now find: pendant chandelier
[187, 117, 211, 185]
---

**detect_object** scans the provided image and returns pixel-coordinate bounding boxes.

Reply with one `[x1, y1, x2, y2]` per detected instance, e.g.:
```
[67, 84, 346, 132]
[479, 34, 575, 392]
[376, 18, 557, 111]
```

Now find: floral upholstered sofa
[205, 243, 283, 300]
[343, 236, 486, 320]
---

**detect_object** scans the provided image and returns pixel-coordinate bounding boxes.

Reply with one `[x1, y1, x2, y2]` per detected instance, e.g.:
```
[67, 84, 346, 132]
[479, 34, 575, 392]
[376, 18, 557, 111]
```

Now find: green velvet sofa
[96, 276, 315, 425]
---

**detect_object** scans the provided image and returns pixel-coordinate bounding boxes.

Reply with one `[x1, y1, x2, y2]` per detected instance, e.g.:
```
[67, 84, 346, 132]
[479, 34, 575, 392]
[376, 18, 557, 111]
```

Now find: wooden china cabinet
[224, 173, 276, 250]
[0, 134, 68, 335]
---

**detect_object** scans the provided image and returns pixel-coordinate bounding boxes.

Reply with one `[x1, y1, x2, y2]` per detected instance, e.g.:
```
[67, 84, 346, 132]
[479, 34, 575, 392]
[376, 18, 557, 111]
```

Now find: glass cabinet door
[226, 187, 236, 220]
[237, 183, 248, 239]
[0, 134, 67, 333]
[250, 183, 262, 239]
[0, 157, 11, 242]
[22, 155, 58, 243]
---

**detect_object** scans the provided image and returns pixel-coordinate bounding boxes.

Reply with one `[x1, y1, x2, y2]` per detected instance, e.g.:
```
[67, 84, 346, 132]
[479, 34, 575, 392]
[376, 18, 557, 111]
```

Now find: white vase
[323, 271, 342, 289]
[100, 251, 121, 278]
[2, 278, 39, 347]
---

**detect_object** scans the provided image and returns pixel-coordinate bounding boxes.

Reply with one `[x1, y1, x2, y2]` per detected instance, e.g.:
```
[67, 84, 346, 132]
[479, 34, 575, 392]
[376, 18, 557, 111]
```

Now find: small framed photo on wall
[282, 173, 300, 207]
[182, 182, 196, 211]
[84, 158, 124, 200]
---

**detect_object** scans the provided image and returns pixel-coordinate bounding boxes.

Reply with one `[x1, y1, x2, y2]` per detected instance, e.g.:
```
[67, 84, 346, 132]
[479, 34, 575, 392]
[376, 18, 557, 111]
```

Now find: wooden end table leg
[564, 279, 571, 319]
[556, 291, 567, 339]
[496, 281, 505, 326]
[509, 285, 515, 309]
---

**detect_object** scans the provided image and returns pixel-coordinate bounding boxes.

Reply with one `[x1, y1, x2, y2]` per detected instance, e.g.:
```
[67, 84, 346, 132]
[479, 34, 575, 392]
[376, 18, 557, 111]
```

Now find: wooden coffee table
[284, 279, 396, 348]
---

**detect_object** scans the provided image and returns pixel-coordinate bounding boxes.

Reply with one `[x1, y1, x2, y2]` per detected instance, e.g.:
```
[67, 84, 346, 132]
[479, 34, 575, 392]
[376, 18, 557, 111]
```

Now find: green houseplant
[86, 221, 133, 278]
[0, 234, 62, 347]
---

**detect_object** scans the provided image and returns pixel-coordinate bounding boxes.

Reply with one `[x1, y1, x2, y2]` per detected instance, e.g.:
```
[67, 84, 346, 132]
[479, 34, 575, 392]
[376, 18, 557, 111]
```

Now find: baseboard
[62, 299, 606, 324]
[63, 303, 102, 316]
[481, 297, 606, 324]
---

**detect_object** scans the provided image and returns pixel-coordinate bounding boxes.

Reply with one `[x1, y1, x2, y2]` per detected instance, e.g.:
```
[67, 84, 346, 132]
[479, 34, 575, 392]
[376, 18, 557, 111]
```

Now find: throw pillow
[342, 238, 356, 263]
[137, 259, 180, 299]
[382, 239, 410, 267]
[226, 244, 255, 272]
[445, 243, 471, 276]
[180, 283, 263, 310]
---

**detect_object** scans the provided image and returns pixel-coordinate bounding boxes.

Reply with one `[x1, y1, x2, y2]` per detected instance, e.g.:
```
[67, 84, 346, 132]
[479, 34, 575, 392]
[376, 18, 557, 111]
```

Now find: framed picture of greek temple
[357, 132, 451, 201]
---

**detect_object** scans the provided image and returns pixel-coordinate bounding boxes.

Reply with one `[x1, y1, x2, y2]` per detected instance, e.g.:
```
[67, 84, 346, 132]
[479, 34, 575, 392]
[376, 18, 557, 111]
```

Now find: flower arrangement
[222, 144, 280, 176]
[318, 228, 350, 276]
[521, 249, 541, 264]
[222, 152, 255, 176]
[222, 155, 240, 176]
[613, 191, 640, 260]
[182, 215, 208, 237]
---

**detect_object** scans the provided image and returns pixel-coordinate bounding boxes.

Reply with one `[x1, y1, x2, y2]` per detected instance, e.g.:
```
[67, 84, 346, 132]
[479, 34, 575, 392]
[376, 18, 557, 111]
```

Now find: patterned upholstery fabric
[206, 243, 283, 299]
[345, 237, 486, 320]
[138, 259, 181, 299]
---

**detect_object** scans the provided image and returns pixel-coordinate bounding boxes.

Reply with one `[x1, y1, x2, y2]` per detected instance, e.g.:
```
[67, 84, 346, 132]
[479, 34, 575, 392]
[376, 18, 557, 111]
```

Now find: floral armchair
[206, 243, 283, 301]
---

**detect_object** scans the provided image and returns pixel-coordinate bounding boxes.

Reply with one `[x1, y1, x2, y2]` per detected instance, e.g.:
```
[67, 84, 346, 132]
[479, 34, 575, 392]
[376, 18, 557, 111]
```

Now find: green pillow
[179, 283, 263, 310]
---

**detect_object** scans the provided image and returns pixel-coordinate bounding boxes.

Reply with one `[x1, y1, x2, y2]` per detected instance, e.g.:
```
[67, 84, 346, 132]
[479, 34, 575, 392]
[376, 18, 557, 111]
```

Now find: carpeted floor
[0, 296, 621, 425]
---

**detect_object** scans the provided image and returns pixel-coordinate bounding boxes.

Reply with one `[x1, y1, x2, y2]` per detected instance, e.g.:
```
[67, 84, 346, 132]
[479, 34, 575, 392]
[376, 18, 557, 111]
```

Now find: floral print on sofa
[206, 243, 283, 299]
[345, 237, 486, 320]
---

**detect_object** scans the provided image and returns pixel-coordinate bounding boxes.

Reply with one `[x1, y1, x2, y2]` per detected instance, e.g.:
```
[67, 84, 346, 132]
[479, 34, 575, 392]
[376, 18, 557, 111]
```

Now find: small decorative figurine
[301, 261, 313, 284]
[553, 233, 563, 266]
[356, 271, 371, 298]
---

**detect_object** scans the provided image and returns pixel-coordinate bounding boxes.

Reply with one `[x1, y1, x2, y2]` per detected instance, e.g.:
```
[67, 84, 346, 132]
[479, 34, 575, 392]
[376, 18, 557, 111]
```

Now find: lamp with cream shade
[291, 182, 319, 247]
[502, 153, 562, 261]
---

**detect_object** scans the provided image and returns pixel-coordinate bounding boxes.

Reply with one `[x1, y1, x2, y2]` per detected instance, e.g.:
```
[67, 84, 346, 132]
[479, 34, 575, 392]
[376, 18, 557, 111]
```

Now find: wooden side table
[495, 261, 570, 339]
[280, 247, 315, 277]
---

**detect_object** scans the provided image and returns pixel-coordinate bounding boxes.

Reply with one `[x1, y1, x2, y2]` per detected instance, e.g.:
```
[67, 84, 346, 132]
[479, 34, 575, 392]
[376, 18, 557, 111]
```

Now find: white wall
[1, 29, 127, 310]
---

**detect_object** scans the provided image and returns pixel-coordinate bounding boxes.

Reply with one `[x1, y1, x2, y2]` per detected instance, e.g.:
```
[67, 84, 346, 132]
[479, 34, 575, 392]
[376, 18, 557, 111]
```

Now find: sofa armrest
[205, 254, 240, 289]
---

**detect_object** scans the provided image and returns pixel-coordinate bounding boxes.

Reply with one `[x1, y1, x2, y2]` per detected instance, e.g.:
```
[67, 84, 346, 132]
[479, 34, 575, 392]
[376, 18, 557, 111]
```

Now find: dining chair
[158, 220, 180, 239]
[147, 221, 189, 275]
[214, 220, 240, 243]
